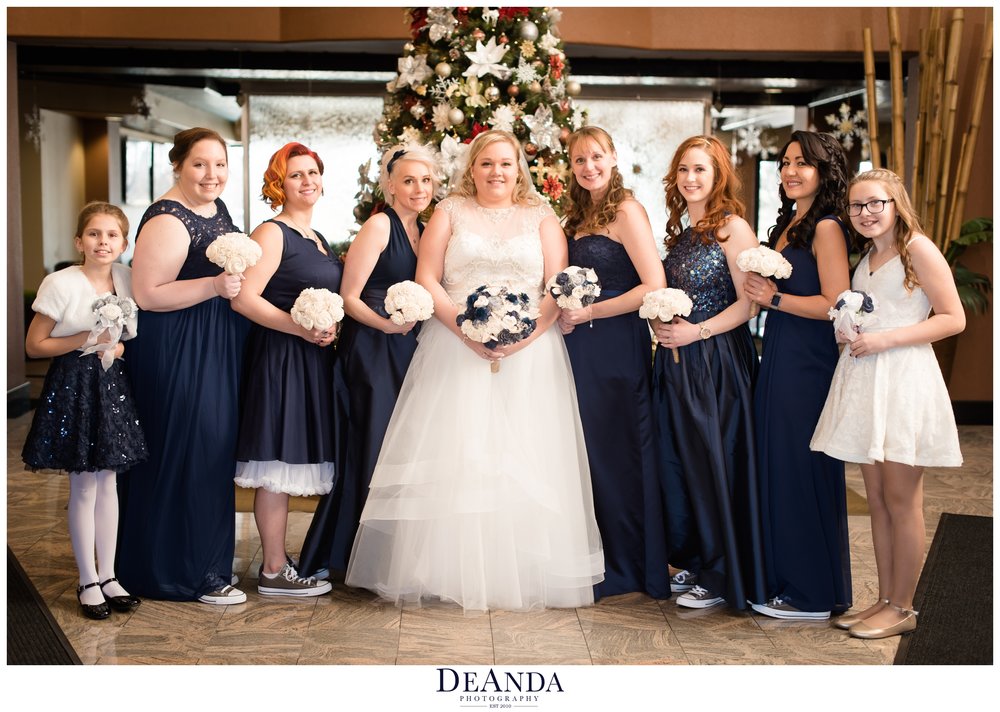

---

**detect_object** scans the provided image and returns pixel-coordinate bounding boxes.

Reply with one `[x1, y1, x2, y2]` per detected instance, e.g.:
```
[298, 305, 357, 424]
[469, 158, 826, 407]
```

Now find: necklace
[283, 215, 325, 253]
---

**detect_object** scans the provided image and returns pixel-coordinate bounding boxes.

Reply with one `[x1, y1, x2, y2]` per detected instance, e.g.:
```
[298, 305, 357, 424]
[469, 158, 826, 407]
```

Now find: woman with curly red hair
[651, 135, 767, 610]
[230, 141, 342, 598]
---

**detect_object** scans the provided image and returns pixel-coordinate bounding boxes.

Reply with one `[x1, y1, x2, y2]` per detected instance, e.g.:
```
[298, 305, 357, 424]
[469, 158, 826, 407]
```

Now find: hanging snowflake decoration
[430, 76, 459, 102]
[825, 102, 869, 159]
[733, 125, 779, 164]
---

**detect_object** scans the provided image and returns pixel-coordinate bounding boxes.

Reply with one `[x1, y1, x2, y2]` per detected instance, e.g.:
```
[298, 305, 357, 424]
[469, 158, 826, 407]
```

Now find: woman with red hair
[650, 135, 767, 610]
[231, 141, 342, 598]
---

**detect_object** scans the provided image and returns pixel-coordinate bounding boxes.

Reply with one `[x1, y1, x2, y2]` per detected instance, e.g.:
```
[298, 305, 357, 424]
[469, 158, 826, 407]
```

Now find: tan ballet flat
[832, 597, 890, 630]
[848, 604, 918, 639]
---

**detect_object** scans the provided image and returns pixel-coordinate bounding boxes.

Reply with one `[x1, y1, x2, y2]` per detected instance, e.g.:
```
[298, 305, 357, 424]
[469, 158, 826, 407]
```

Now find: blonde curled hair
[378, 143, 443, 206]
[449, 130, 542, 206]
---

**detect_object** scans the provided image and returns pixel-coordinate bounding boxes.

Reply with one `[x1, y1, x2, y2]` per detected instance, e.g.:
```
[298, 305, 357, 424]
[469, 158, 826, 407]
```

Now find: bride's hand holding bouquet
[456, 284, 539, 373]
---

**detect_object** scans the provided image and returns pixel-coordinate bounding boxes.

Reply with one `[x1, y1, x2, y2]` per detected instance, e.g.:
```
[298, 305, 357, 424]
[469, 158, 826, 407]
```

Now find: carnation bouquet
[828, 289, 878, 342]
[736, 245, 793, 317]
[456, 284, 539, 373]
[639, 287, 694, 364]
[290, 288, 345, 333]
[545, 266, 602, 317]
[205, 232, 262, 275]
[384, 280, 435, 325]
[81, 294, 138, 371]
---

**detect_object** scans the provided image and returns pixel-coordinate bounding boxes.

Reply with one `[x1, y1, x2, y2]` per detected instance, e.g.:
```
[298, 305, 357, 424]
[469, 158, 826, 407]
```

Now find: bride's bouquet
[205, 231, 262, 275]
[456, 285, 539, 373]
[736, 245, 793, 317]
[546, 266, 602, 315]
[82, 294, 138, 371]
[828, 289, 878, 342]
[290, 287, 345, 334]
[384, 280, 435, 325]
[639, 287, 694, 364]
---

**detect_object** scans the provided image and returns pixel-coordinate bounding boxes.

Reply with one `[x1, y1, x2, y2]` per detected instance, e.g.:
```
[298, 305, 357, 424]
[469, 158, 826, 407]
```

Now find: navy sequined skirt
[22, 351, 148, 473]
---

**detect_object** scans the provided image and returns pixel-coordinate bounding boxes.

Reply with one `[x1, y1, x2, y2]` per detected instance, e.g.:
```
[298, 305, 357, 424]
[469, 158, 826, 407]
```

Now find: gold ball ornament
[484, 86, 501, 102]
[448, 108, 466, 126]
[529, 81, 542, 94]
[435, 62, 452, 78]
[566, 80, 582, 96]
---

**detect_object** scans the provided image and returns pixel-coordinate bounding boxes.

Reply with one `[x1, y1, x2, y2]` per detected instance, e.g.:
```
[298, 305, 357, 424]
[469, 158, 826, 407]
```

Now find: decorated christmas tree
[353, 6, 586, 225]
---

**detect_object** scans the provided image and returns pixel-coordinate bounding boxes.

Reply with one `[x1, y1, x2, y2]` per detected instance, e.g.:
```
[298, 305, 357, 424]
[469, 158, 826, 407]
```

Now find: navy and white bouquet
[828, 289, 878, 342]
[546, 266, 602, 311]
[82, 294, 138, 371]
[456, 284, 538, 373]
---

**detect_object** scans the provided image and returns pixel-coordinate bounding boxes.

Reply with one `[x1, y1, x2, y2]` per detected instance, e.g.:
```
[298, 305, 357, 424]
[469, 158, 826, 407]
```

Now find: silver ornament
[484, 86, 501, 102]
[435, 62, 452, 78]
[448, 107, 466, 126]
[515, 19, 539, 42]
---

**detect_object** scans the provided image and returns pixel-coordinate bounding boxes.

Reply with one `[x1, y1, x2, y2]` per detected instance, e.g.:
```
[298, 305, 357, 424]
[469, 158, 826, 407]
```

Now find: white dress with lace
[345, 195, 605, 611]
[810, 243, 962, 467]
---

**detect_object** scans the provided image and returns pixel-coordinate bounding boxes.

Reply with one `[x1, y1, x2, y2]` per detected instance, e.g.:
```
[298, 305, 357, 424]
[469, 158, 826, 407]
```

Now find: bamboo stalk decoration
[913, 8, 943, 219]
[888, 8, 905, 174]
[934, 9, 964, 249]
[924, 25, 947, 241]
[862, 27, 881, 169]
[944, 8, 993, 256]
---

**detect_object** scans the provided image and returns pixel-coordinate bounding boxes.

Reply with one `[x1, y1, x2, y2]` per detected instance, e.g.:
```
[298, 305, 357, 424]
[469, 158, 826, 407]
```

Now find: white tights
[68, 470, 130, 604]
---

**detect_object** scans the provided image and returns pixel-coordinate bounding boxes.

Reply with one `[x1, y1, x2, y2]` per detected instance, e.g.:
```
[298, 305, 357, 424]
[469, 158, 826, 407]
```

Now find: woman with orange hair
[230, 141, 342, 598]
[650, 135, 767, 610]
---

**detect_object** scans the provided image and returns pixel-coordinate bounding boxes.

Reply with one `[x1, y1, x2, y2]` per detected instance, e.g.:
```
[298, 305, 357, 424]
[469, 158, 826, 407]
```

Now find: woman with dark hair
[743, 130, 853, 620]
[297, 143, 438, 580]
[559, 126, 669, 600]
[651, 135, 766, 610]
[230, 142, 341, 598]
[118, 127, 250, 604]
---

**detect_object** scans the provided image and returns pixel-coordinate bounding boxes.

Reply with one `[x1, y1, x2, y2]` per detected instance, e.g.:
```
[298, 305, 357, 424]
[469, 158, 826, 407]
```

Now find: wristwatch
[699, 323, 712, 340]
[770, 292, 783, 309]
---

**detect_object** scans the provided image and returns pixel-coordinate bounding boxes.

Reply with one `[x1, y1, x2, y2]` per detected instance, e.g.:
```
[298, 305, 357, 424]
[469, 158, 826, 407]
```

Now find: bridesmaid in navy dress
[298, 143, 437, 580]
[119, 128, 250, 604]
[744, 130, 852, 620]
[559, 127, 670, 600]
[651, 135, 766, 610]
[231, 143, 341, 597]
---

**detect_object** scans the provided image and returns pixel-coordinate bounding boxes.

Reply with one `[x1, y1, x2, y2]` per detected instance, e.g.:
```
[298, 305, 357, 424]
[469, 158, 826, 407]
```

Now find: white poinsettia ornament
[396, 54, 434, 89]
[522, 105, 562, 153]
[464, 36, 512, 79]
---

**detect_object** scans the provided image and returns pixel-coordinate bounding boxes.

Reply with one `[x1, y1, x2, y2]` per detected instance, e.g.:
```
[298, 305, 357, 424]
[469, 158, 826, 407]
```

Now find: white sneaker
[676, 585, 725, 609]
[751, 596, 830, 620]
[199, 585, 247, 605]
[258, 563, 332, 598]
[670, 569, 697, 593]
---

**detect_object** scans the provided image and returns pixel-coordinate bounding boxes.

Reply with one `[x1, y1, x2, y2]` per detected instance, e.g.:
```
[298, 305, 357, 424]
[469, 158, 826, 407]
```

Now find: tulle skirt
[345, 318, 605, 612]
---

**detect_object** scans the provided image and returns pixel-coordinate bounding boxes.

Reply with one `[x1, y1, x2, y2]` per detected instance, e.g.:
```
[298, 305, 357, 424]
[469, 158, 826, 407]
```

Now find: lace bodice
[440, 196, 555, 303]
[851, 247, 931, 331]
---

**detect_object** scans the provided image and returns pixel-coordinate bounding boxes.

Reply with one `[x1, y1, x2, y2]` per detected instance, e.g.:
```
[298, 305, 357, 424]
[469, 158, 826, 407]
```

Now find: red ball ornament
[507, 84, 521, 97]
[472, 28, 485, 41]
[523, 142, 538, 156]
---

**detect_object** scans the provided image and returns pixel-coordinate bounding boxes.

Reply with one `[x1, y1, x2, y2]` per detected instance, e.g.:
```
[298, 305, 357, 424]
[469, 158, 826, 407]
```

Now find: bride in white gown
[346, 130, 605, 611]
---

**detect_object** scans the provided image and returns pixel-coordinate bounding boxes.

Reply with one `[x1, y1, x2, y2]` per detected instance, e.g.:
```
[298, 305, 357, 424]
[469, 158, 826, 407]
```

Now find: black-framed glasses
[847, 198, 894, 216]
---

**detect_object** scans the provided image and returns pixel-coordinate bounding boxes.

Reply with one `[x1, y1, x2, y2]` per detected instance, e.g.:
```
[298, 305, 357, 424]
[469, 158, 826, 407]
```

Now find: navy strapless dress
[298, 207, 421, 578]
[234, 220, 343, 492]
[117, 199, 250, 601]
[563, 234, 670, 600]
[753, 217, 852, 613]
[652, 228, 766, 609]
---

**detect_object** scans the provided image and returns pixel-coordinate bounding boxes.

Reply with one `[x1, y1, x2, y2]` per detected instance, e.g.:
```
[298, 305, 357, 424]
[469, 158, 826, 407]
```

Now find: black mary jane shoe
[77, 581, 111, 620]
[99, 577, 142, 613]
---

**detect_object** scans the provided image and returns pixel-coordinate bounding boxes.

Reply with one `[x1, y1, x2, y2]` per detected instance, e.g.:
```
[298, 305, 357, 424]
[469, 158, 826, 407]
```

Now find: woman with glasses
[743, 130, 853, 621]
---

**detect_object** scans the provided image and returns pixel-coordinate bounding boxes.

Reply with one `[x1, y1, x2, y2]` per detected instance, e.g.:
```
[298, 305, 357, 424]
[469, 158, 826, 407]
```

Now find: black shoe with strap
[100, 577, 142, 612]
[76, 581, 111, 620]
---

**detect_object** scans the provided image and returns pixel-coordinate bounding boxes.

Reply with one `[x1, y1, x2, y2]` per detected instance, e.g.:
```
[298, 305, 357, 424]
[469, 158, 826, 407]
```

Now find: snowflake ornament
[825, 102, 868, 156]
[431, 76, 459, 102]
[514, 57, 540, 85]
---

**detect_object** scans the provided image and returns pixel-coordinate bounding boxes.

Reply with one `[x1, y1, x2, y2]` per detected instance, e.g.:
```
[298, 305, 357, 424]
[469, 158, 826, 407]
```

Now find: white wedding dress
[345, 196, 605, 611]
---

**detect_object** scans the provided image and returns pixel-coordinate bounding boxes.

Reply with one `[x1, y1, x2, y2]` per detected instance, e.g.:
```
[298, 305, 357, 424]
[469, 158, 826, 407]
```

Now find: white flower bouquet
[82, 294, 138, 371]
[205, 232, 262, 275]
[383, 280, 435, 325]
[290, 288, 345, 333]
[546, 266, 602, 314]
[828, 289, 878, 342]
[456, 284, 539, 373]
[639, 287, 694, 364]
[736, 245, 793, 317]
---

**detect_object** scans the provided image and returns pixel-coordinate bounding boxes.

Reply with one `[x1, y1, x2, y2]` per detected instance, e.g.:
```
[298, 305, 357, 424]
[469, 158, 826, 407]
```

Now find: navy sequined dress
[651, 227, 766, 609]
[117, 199, 250, 601]
[563, 234, 670, 600]
[299, 207, 421, 578]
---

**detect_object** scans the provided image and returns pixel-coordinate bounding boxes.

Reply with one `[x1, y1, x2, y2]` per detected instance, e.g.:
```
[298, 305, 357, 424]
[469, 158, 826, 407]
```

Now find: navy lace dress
[298, 207, 420, 578]
[752, 216, 852, 613]
[117, 199, 250, 601]
[652, 228, 766, 609]
[563, 234, 670, 600]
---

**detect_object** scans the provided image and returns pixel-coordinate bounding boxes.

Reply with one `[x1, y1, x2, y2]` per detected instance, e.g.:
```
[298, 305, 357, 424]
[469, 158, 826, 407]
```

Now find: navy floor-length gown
[234, 220, 342, 491]
[117, 199, 249, 600]
[563, 234, 670, 600]
[298, 207, 420, 578]
[753, 216, 852, 613]
[652, 228, 766, 609]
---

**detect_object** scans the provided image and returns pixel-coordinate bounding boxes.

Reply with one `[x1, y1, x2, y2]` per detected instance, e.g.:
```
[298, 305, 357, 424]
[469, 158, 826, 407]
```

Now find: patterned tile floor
[7, 408, 991, 670]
